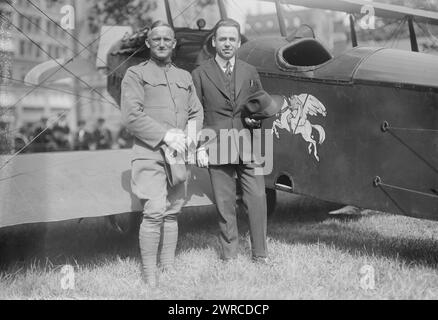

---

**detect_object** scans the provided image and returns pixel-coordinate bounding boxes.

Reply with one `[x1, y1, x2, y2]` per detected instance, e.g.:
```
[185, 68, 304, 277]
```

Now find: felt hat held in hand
[161, 146, 188, 187]
[242, 90, 283, 120]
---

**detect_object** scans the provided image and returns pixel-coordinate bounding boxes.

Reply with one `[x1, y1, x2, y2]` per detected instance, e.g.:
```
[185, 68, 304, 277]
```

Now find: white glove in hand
[197, 148, 209, 168]
[244, 117, 261, 128]
[163, 128, 187, 154]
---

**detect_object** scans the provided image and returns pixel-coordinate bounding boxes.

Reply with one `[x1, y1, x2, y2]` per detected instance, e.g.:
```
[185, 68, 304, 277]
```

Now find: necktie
[225, 61, 232, 78]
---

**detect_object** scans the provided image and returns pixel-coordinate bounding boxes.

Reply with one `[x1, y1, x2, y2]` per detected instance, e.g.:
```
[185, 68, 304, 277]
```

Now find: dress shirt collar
[215, 55, 235, 73]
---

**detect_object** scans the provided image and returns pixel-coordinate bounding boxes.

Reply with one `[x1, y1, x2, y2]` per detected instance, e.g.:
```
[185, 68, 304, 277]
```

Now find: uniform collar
[149, 57, 173, 71]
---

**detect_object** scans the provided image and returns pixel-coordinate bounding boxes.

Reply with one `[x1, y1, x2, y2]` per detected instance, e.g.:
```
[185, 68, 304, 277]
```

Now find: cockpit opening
[278, 38, 332, 69]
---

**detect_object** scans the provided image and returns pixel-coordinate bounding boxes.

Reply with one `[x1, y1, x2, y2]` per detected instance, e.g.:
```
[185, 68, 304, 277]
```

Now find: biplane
[0, 0, 437, 231]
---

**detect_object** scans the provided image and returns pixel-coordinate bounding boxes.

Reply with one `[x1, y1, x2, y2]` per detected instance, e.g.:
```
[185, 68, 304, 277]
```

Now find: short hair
[147, 20, 175, 38]
[213, 18, 241, 38]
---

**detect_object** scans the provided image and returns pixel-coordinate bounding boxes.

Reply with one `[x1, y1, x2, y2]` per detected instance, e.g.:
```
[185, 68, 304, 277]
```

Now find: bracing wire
[0, 14, 119, 118]
[1, 76, 115, 105]
[0, 43, 146, 170]
[24, 0, 108, 68]
[4, 16, 118, 107]
[7, 3, 73, 55]
[384, 17, 406, 48]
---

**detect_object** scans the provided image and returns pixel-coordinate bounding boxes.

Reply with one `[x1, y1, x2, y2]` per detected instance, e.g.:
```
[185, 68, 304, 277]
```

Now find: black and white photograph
[0, 0, 437, 303]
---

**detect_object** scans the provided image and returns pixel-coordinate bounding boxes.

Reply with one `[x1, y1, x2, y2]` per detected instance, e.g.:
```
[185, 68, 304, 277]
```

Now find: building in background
[0, 0, 120, 142]
[73, 0, 120, 134]
[1, 0, 74, 132]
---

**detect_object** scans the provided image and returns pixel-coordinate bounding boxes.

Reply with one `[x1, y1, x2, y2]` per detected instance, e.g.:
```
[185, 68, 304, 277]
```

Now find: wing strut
[349, 14, 358, 47]
[275, 0, 287, 37]
[408, 17, 419, 52]
[218, 0, 228, 19]
[164, 0, 174, 29]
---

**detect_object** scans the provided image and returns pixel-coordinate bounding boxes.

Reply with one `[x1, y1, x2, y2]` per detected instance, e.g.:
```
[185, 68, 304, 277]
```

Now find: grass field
[0, 192, 437, 300]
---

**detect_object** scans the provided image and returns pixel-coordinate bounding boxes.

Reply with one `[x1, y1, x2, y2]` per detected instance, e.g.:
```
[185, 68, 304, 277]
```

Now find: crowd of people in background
[0, 115, 134, 155]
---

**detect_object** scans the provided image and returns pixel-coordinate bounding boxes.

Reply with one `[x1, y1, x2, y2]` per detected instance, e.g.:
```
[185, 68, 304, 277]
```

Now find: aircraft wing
[0, 150, 214, 228]
[24, 57, 97, 85]
[266, 0, 438, 25]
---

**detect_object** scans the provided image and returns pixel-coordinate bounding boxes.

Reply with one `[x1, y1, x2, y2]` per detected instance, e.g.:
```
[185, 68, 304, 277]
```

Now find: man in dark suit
[192, 19, 268, 263]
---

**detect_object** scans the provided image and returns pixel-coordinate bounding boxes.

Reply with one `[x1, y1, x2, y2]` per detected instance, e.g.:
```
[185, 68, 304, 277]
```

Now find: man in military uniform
[121, 21, 204, 286]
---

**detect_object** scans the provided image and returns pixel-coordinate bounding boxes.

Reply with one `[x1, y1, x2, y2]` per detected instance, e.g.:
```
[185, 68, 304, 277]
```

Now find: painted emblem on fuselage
[271, 94, 327, 161]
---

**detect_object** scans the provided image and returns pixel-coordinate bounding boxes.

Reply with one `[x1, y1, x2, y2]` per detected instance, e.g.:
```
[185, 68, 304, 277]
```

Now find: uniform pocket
[174, 80, 191, 111]
[142, 80, 170, 109]
[175, 81, 190, 91]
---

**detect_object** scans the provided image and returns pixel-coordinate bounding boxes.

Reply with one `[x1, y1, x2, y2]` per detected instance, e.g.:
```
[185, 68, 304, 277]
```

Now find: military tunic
[121, 59, 203, 216]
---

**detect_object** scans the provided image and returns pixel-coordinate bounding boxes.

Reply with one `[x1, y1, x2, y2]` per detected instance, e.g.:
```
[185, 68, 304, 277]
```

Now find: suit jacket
[121, 59, 203, 161]
[192, 58, 263, 165]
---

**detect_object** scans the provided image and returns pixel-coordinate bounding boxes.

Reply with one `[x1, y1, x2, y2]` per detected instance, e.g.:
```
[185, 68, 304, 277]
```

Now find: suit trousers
[208, 162, 267, 259]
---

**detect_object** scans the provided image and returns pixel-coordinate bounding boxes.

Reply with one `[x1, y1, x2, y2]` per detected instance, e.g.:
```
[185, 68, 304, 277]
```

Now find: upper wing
[262, 0, 438, 25]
